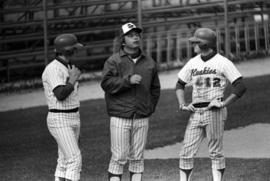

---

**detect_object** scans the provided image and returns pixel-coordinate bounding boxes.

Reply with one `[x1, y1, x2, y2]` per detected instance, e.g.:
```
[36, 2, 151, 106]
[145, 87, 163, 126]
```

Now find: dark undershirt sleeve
[175, 79, 187, 90]
[232, 77, 247, 98]
[53, 83, 74, 101]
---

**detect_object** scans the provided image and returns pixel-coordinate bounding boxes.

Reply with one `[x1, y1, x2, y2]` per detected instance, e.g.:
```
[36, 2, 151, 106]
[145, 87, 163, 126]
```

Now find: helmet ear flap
[198, 41, 209, 50]
[64, 48, 76, 56]
[54, 47, 76, 57]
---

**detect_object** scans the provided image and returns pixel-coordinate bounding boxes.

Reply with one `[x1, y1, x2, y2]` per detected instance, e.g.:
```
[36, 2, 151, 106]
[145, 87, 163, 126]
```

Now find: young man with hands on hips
[175, 28, 246, 181]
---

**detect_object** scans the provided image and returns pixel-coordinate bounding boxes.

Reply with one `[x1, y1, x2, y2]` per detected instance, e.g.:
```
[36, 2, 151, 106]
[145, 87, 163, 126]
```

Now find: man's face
[124, 30, 141, 49]
[192, 42, 202, 54]
[65, 48, 80, 66]
[63, 47, 78, 58]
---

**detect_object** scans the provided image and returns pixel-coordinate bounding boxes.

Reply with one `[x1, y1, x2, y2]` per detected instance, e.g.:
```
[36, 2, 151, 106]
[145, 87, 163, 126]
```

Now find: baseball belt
[193, 98, 224, 108]
[193, 102, 210, 108]
[49, 107, 79, 113]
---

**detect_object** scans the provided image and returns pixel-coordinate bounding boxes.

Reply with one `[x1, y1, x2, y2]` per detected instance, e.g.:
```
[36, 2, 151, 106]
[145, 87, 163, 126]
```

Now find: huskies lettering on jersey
[191, 67, 217, 76]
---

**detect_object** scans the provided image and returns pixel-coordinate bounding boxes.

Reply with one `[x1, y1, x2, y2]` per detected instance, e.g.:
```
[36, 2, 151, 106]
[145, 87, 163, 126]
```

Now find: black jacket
[101, 49, 161, 119]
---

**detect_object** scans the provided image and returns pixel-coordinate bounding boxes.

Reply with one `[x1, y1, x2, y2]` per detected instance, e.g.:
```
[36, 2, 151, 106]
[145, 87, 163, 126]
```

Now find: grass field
[0, 75, 270, 181]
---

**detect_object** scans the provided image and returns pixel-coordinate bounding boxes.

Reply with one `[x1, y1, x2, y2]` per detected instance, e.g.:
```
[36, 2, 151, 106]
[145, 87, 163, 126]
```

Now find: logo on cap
[127, 23, 135, 28]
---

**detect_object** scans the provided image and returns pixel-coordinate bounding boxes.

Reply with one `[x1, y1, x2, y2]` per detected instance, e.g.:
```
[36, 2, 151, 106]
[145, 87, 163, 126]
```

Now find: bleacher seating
[0, 0, 269, 82]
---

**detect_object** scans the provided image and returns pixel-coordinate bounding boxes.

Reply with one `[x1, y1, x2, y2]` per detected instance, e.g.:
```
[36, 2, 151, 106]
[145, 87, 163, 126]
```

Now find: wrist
[220, 101, 225, 108]
[67, 82, 75, 88]
[68, 79, 76, 85]
[128, 74, 132, 84]
[179, 103, 186, 110]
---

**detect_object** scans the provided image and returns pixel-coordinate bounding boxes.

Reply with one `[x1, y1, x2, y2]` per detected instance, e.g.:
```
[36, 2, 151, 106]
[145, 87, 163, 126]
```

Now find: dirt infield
[145, 123, 270, 159]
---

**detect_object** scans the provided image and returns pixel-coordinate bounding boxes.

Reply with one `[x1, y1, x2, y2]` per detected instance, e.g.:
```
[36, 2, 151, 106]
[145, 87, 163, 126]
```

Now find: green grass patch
[0, 75, 270, 180]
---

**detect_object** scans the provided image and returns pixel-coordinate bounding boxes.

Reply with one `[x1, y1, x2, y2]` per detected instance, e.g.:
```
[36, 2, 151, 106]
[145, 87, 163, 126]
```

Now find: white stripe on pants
[47, 112, 81, 181]
[108, 116, 149, 175]
[179, 108, 227, 170]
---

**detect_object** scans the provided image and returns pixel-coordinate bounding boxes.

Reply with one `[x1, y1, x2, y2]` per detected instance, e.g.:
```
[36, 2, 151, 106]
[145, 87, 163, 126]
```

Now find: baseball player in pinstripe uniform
[42, 34, 83, 181]
[175, 28, 246, 181]
[101, 22, 161, 181]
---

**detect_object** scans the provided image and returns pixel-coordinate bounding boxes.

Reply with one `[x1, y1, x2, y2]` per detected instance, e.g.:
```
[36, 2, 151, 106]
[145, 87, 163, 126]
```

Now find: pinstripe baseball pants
[108, 116, 149, 175]
[179, 108, 227, 170]
[47, 112, 81, 181]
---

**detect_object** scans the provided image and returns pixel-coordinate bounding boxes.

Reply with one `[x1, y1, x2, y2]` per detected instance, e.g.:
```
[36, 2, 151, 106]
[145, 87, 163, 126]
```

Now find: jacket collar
[119, 48, 145, 64]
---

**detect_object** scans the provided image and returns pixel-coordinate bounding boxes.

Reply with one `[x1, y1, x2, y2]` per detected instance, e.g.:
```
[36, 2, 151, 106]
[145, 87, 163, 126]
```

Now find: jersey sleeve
[46, 65, 67, 90]
[222, 59, 242, 83]
[177, 60, 192, 83]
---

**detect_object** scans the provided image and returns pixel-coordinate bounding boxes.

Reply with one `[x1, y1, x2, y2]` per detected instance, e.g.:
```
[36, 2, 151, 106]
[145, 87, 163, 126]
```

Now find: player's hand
[179, 103, 195, 112]
[130, 74, 142, 84]
[207, 99, 225, 110]
[68, 65, 81, 85]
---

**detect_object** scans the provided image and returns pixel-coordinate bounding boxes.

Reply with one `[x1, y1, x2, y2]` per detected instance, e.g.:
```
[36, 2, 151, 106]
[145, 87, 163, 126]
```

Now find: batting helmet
[189, 28, 217, 50]
[54, 34, 83, 54]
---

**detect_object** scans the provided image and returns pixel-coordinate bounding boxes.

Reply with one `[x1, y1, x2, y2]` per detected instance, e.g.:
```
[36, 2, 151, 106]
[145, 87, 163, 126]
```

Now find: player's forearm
[223, 94, 238, 107]
[53, 84, 74, 101]
[223, 78, 247, 107]
[176, 88, 186, 105]
[175, 78, 187, 105]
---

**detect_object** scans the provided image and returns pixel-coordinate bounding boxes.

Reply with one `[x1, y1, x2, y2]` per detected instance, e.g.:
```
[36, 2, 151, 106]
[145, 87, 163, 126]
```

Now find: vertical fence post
[146, 34, 152, 56]
[235, 24, 240, 57]
[224, 0, 229, 58]
[260, 3, 268, 53]
[137, 0, 142, 28]
[264, 20, 269, 53]
[166, 31, 171, 63]
[254, 22, 259, 53]
[137, 0, 142, 50]
[176, 31, 182, 62]
[43, 0, 48, 65]
[216, 28, 221, 53]
[187, 40, 192, 59]
[245, 21, 250, 53]
[156, 34, 161, 63]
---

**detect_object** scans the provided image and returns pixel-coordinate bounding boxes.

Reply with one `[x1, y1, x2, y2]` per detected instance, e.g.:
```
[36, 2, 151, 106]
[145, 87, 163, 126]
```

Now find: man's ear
[64, 48, 76, 57]
[121, 36, 126, 45]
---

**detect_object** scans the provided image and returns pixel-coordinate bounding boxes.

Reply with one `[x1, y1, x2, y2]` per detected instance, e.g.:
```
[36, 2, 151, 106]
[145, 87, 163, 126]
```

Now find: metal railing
[144, 20, 270, 65]
[0, 20, 269, 81]
[0, 0, 269, 82]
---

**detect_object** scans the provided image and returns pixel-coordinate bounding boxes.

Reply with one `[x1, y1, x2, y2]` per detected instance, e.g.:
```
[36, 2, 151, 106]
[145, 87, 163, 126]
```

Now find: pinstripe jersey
[42, 58, 81, 180]
[178, 53, 242, 103]
[42, 59, 79, 110]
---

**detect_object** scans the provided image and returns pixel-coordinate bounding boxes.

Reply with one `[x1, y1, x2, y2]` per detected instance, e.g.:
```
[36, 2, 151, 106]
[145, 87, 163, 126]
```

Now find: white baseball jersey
[42, 59, 81, 180]
[42, 59, 79, 110]
[178, 53, 242, 103]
